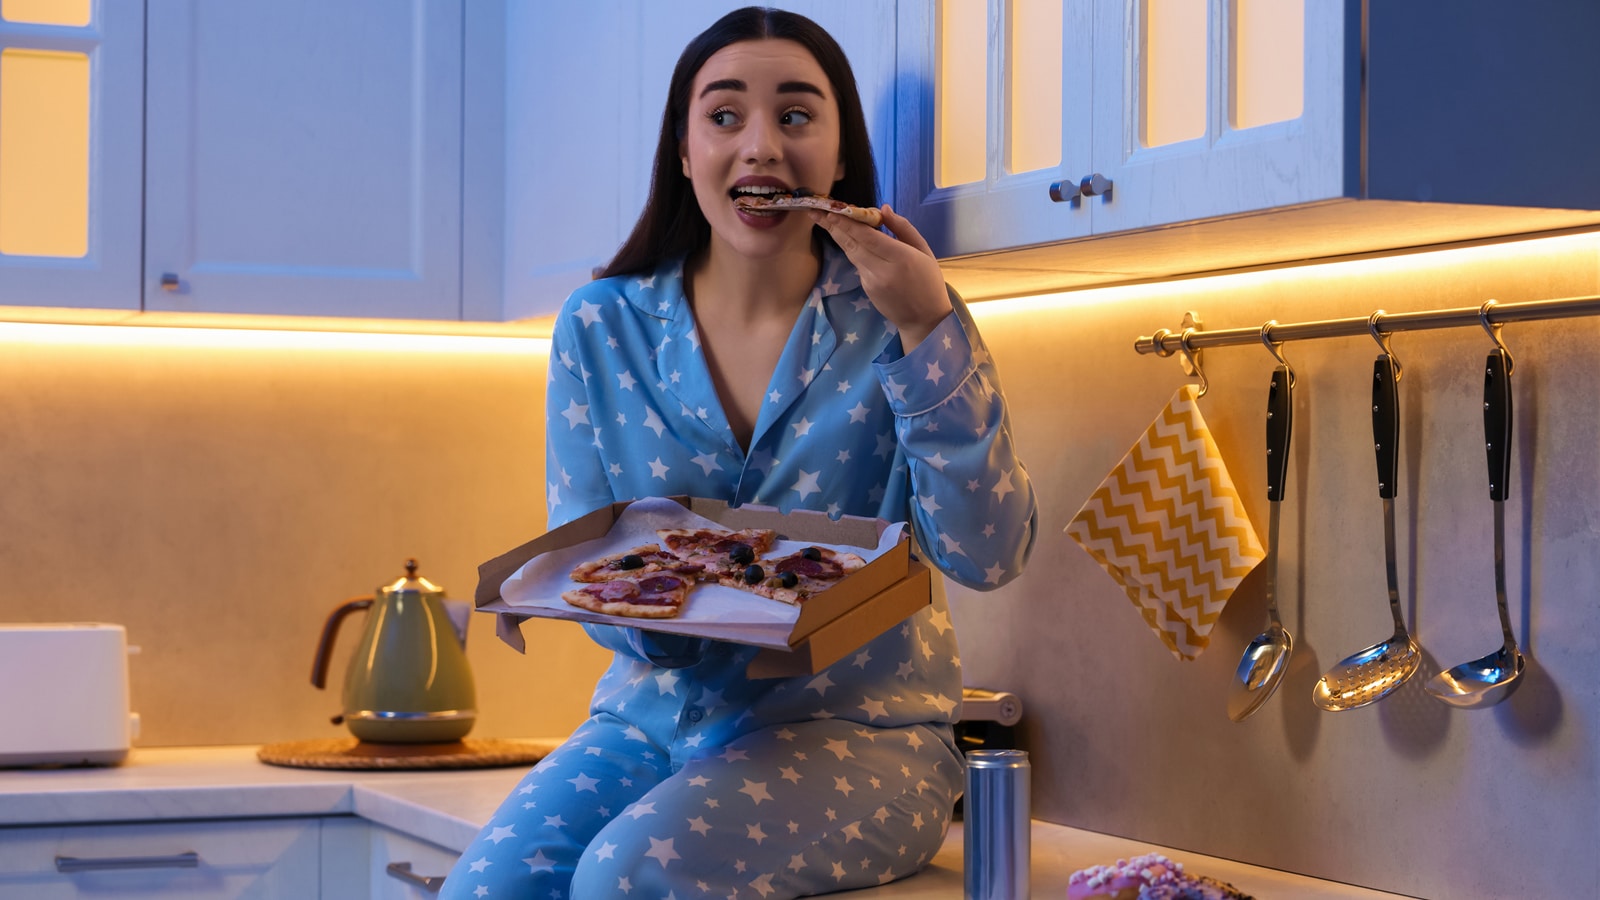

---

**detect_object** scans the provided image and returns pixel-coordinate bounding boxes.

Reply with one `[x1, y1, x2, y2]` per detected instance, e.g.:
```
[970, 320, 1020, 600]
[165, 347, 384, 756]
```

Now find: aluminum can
[963, 748, 1031, 899]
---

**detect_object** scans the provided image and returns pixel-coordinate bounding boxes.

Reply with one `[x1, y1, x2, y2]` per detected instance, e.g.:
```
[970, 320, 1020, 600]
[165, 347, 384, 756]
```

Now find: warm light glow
[936, 0, 988, 187]
[968, 230, 1600, 320]
[0, 48, 90, 257]
[1007, 0, 1063, 174]
[0, 321, 552, 355]
[1142, 0, 1207, 148]
[2, 0, 90, 26]
[1232, 0, 1303, 129]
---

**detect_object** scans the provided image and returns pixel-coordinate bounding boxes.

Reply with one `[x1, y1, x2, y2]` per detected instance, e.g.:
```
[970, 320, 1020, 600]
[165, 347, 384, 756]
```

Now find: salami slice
[656, 527, 778, 580]
[570, 543, 706, 583]
[718, 546, 867, 605]
[561, 572, 692, 619]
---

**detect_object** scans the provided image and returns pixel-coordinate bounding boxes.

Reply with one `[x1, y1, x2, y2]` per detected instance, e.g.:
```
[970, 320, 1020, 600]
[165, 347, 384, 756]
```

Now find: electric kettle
[311, 559, 477, 743]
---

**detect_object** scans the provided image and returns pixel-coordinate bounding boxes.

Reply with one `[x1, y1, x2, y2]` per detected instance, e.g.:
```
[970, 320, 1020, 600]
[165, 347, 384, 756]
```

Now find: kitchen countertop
[0, 746, 1409, 898]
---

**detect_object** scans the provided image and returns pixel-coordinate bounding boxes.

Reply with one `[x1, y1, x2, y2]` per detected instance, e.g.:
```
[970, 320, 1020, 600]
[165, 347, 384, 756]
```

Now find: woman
[443, 8, 1036, 898]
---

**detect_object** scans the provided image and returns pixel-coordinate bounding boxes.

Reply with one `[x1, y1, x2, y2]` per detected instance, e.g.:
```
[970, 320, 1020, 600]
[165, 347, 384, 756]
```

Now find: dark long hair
[597, 7, 879, 279]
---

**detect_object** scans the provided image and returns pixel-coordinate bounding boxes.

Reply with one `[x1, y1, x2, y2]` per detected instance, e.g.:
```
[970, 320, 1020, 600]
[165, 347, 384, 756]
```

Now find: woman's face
[679, 38, 845, 261]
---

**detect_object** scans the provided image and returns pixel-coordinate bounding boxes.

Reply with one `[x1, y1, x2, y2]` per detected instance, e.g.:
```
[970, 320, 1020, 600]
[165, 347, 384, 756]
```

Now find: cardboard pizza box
[474, 496, 927, 675]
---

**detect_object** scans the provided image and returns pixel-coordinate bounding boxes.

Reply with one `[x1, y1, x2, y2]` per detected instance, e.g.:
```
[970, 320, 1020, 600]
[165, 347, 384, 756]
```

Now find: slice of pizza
[561, 572, 694, 619]
[656, 527, 778, 580]
[732, 192, 883, 227]
[720, 545, 868, 605]
[569, 543, 706, 583]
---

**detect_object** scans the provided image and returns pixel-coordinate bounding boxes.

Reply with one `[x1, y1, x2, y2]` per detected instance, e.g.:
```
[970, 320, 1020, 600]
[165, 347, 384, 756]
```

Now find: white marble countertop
[0, 746, 1409, 898]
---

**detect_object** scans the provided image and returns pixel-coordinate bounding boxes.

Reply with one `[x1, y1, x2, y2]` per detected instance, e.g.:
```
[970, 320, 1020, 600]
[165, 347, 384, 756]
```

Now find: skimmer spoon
[1314, 350, 1421, 711]
[1228, 362, 1294, 722]
[1426, 346, 1525, 707]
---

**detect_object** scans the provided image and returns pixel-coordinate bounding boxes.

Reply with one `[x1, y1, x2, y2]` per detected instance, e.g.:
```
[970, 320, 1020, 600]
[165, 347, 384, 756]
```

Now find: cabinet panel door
[896, 0, 1095, 260]
[1088, 0, 1352, 236]
[143, 0, 463, 320]
[0, 818, 322, 898]
[0, 3, 142, 311]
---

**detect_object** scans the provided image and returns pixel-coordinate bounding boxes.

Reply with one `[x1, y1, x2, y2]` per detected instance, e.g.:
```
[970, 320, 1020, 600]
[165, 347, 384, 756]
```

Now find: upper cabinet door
[0, 1, 142, 311]
[896, 0, 1095, 260]
[143, 0, 463, 320]
[1088, 0, 1346, 235]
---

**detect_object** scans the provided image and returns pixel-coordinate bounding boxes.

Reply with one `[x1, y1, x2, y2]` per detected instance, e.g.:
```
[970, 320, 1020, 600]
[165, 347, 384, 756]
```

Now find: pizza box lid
[474, 496, 923, 673]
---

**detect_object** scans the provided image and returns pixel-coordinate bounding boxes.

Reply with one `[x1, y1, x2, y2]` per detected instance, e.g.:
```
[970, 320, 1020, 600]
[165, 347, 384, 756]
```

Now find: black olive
[729, 543, 754, 565]
[792, 186, 813, 198]
[778, 571, 799, 588]
[800, 547, 822, 561]
[618, 554, 645, 570]
[743, 564, 765, 585]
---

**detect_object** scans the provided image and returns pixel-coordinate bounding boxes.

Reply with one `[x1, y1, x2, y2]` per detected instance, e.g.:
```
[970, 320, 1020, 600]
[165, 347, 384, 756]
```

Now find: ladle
[1228, 356, 1295, 721]
[1313, 346, 1421, 711]
[1426, 344, 1525, 707]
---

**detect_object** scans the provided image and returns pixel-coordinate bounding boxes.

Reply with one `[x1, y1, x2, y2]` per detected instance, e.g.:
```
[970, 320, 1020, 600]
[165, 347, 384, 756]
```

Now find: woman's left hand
[809, 204, 951, 352]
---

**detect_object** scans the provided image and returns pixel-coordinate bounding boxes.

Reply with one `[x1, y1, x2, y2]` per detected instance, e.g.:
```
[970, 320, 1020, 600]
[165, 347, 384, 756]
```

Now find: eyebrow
[698, 79, 827, 99]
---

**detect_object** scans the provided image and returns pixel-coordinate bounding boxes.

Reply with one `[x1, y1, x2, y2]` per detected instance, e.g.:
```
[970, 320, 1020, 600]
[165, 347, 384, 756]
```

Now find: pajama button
[686, 707, 704, 722]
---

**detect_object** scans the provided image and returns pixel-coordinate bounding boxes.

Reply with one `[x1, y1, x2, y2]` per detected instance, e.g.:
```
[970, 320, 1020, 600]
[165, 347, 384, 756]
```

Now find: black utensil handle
[1373, 355, 1399, 499]
[1484, 349, 1513, 502]
[1266, 365, 1293, 502]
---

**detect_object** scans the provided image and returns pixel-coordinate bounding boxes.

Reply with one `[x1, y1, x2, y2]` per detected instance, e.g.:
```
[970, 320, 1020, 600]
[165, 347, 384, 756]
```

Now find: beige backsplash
[5, 229, 1600, 898]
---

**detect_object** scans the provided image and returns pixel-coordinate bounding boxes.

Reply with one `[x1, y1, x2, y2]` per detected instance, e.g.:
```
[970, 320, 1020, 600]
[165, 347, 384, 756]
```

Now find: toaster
[0, 623, 140, 767]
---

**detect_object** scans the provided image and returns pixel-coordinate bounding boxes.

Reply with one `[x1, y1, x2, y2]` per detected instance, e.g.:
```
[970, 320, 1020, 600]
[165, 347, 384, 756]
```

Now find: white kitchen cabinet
[143, 0, 464, 320]
[898, 0, 1600, 300]
[319, 817, 458, 898]
[503, 1, 899, 321]
[0, 2, 143, 311]
[0, 818, 322, 898]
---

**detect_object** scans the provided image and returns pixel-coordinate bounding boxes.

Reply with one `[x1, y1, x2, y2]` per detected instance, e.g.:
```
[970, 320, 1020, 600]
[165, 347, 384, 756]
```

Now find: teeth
[730, 185, 788, 197]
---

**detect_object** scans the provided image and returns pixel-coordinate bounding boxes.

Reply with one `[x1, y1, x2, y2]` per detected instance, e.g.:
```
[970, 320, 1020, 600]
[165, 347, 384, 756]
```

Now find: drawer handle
[55, 851, 200, 873]
[387, 861, 446, 893]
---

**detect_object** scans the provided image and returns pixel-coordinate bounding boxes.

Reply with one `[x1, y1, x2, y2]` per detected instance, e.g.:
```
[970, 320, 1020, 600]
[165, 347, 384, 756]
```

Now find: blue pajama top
[544, 243, 1037, 753]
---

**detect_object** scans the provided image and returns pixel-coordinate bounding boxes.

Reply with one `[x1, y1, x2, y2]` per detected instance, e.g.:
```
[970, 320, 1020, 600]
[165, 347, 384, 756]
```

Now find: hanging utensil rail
[1136, 293, 1600, 356]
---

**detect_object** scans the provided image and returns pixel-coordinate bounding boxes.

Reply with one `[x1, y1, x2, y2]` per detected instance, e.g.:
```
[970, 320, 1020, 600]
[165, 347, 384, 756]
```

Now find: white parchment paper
[496, 497, 906, 649]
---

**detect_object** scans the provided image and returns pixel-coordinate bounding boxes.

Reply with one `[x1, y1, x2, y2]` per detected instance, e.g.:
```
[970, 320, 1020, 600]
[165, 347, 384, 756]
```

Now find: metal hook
[1178, 327, 1209, 397]
[1260, 320, 1296, 388]
[1479, 299, 1516, 374]
[1367, 310, 1403, 381]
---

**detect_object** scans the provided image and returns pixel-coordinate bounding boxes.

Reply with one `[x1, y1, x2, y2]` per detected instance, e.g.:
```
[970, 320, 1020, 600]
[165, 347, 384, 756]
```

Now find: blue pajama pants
[440, 713, 963, 899]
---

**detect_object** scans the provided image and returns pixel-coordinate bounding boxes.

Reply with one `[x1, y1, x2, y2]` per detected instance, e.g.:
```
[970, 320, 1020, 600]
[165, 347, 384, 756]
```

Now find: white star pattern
[522, 850, 556, 873]
[561, 400, 590, 429]
[792, 470, 822, 500]
[574, 299, 603, 326]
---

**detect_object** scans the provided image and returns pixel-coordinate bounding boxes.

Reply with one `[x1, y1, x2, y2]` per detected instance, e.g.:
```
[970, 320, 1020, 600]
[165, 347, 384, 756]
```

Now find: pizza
[719, 545, 867, 605]
[656, 527, 778, 579]
[561, 572, 694, 619]
[569, 543, 705, 583]
[732, 192, 883, 227]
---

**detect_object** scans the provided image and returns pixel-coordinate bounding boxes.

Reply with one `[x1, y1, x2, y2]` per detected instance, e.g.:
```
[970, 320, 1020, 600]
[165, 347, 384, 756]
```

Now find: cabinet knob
[159, 273, 181, 292]
[1079, 174, 1113, 197]
[1048, 181, 1080, 203]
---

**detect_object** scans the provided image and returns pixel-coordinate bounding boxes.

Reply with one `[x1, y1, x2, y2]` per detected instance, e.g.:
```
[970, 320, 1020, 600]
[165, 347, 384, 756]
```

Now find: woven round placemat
[257, 737, 555, 771]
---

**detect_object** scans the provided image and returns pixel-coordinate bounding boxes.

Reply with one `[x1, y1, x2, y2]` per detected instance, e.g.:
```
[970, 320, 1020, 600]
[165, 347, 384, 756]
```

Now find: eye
[706, 106, 740, 127]
[780, 107, 813, 127]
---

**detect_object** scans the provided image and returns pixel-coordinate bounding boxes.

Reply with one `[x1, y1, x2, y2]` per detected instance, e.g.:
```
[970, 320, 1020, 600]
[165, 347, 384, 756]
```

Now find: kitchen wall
[0, 326, 611, 746]
[5, 229, 1599, 897]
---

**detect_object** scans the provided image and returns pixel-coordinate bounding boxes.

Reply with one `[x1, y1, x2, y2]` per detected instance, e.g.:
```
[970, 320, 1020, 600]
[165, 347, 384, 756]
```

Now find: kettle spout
[442, 598, 472, 649]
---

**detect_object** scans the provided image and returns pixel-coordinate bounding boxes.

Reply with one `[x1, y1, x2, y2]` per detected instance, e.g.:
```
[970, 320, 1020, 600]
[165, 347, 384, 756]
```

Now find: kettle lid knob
[381, 558, 444, 596]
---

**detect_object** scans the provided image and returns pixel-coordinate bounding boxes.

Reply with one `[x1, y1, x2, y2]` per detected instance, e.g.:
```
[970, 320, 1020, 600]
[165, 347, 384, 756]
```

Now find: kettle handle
[311, 596, 374, 689]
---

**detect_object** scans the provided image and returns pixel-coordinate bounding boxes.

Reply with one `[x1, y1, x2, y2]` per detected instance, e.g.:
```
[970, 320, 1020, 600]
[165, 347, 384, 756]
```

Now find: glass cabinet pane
[1232, 0, 1303, 129]
[2, 0, 91, 26]
[1142, 0, 1206, 148]
[936, 0, 987, 187]
[0, 48, 90, 258]
[1006, 0, 1062, 174]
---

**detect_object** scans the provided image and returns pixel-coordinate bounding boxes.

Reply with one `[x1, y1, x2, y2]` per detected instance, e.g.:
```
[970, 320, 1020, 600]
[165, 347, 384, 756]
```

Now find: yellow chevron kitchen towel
[1066, 384, 1265, 660]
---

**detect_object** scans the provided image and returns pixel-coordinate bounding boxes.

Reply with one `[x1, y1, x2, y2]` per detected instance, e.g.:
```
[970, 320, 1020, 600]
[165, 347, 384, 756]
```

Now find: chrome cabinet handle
[387, 861, 446, 893]
[1048, 180, 1080, 202]
[1079, 173, 1112, 197]
[56, 851, 200, 873]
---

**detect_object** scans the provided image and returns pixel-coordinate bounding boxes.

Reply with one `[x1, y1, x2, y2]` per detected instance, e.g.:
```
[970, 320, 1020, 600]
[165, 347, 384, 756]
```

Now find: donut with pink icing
[1066, 853, 1254, 900]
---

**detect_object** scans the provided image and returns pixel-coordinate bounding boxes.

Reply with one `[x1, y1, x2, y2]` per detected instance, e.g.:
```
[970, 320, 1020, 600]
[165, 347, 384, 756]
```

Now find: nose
[742, 116, 782, 165]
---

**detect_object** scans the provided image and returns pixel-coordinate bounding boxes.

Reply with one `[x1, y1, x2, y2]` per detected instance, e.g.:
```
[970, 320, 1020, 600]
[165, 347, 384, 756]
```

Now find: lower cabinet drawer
[369, 825, 460, 898]
[0, 818, 323, 899]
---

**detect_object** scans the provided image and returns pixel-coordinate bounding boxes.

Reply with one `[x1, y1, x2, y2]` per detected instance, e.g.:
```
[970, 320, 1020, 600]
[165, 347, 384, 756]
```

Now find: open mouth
[729, 185, 813, 218]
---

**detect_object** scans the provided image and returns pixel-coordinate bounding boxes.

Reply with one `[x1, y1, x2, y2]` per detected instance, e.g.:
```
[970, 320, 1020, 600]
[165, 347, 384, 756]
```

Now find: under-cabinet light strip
[1135, 293, 1600, 356]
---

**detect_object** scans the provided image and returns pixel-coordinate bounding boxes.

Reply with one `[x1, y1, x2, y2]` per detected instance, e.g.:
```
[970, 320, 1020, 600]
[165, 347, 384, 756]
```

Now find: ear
[680, 141, 692, 179]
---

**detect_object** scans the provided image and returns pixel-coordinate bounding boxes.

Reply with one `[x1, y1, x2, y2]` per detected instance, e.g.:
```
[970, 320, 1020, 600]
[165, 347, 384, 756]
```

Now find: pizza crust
[732, 194, 883, 227]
